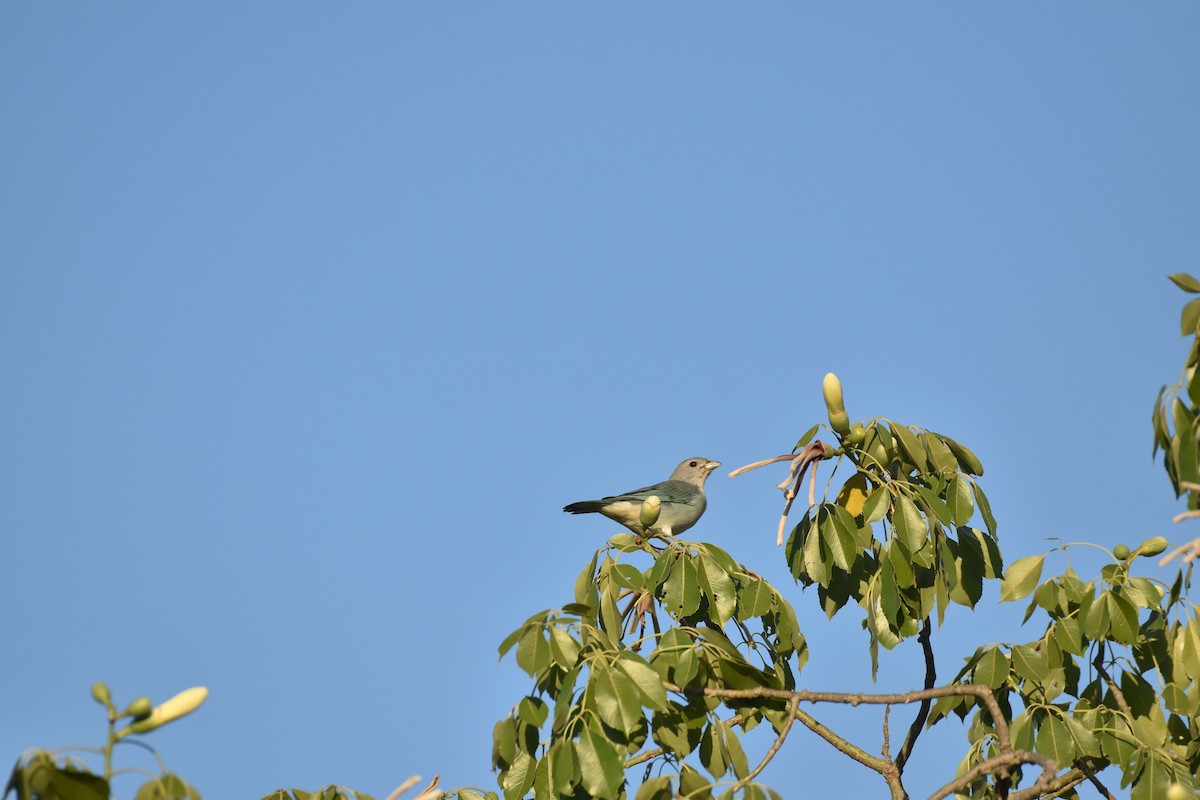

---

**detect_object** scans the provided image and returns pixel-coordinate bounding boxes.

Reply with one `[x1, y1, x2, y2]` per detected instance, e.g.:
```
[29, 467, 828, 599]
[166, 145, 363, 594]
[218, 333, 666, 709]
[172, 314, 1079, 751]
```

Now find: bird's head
[671, 457, 721, 486]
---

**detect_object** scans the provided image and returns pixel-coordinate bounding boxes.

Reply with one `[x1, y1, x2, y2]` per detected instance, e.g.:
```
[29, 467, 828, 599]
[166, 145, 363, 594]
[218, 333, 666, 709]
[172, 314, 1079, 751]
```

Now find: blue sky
[2, 4, 1198, 799]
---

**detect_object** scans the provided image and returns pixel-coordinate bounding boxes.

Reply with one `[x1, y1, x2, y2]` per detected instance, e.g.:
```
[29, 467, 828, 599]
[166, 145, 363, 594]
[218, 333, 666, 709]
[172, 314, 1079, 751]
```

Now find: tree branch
[662, 680, 1011, 750]
[732, 696, 802, 789]
[791, 705, 891, 774]
[928, 750, 1056, 800]
[895, 618, 935, 774]
[1092, 641, 1133, 720]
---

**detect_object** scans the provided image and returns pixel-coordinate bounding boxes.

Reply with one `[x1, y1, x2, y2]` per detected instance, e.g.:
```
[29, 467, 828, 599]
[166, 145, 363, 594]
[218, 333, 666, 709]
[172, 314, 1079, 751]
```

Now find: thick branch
[928, 750, 1056, 800]
[895, 618, 935, 773]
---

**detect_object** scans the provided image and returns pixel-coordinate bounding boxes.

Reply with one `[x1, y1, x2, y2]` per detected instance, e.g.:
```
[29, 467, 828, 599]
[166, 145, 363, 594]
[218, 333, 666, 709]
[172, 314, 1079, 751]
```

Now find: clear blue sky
[2, 5, 1198, 799]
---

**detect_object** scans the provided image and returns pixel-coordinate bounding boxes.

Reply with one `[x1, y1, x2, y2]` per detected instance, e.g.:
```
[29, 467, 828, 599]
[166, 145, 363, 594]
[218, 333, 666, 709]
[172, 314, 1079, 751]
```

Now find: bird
[563, 457, 721, 537]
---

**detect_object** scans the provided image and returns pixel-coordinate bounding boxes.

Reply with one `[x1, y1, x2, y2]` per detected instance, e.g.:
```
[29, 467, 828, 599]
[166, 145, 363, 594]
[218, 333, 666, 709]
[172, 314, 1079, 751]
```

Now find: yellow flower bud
[823, 373, 850, 435]
[123, 687, 208, 735]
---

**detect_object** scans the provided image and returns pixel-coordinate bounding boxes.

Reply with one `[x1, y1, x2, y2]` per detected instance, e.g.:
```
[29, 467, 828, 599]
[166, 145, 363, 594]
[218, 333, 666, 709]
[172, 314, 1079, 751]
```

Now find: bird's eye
[689, 461, 698, 467]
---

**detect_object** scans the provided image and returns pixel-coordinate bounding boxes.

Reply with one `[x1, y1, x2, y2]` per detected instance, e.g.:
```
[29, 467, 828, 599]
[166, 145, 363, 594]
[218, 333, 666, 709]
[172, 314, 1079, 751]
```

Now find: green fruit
[823, 372, 851, 435]
[1136, 536, 1168, 557]
[639, 495, 662, 529]
[125, 696, 153, 720]
[1113, 544, 1131, 560]
[1165, 783, 1188, 800]
[90, 682, 111, 706]
[846, 425, 866, 447]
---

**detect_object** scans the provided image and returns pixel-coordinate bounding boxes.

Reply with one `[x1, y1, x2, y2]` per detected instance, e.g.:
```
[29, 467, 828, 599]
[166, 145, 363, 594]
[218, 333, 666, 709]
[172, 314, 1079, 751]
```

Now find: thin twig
[733, 696, 802, 788]
[928, 750, 1056, 800]
[1079, 761, 1118, 800]
[881, 705, 891, 758]
[1092, 641, 1133, 720]
[792, 706, 890, 773]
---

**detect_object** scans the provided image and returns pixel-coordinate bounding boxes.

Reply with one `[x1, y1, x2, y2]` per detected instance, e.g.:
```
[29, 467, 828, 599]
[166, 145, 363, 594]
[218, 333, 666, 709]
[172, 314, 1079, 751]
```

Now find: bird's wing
[602, 480, 699, 505]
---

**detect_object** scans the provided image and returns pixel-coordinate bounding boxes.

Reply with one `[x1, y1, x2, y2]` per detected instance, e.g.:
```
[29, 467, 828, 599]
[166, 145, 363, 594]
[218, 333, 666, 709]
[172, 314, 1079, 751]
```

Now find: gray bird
[563, 457, 721, 537]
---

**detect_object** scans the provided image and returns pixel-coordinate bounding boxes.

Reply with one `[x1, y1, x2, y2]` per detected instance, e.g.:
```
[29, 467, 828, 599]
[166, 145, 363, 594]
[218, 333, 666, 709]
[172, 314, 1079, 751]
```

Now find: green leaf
[802, 511, 831, 587]
[892, 493, 928, 555]
[1083, 590, 1112, 640]
[678, 765, 713, 800]
[600, 586, 624, 642]
[737, 578, 773, 619]
[576, 726, 623, 799]
[502, 752, 535, 800]
[635, 775, 673, 800]
[575, 554, 599, 608]
[822, 506, 856, 572]
[1131, 756, 1175, 800]
[1053, 618, 1085, 657]
[664, 556, 701, 618]
[1035, 714, 1074, 764]
[498, 626, 525, 660]
[946, 475, 974, 526]
[699, 723, 727, 778]
[616, 652, 668, 711]
[39, 769, 110, 800]
[546, 740, 577, 797]
[943, 436, 984, 476]
[549, 627, 580, 669]
[518, 696, 549, 728]
[891, 423, 928, 473]
[1062, 714, 1100, 759]
[1000, 555, 1044, 602]
[1107, 591, 1140, 645]
[594, 663, 643, 736]
[1183, 297, 1200, 337]
[651, 700, 706, 756]
[1010, 644, 1049, 683]
[610, 563, 644, 592]
[1170, 273, 1200, 293]
[974, 646, 1010, 689]
[515, 627, 551, 676]
[696, 554, 737, 625]
[862, 487, 891, 524]
[795, 423, 821, 450]
[723, 726, 750, 779]
[924, 433, 959, 476]
[969, 479, 998, 536]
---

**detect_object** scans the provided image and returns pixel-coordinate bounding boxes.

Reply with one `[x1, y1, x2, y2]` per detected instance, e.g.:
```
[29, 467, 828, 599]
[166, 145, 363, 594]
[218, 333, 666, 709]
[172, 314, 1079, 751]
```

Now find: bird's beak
[703, 460, 721, 472]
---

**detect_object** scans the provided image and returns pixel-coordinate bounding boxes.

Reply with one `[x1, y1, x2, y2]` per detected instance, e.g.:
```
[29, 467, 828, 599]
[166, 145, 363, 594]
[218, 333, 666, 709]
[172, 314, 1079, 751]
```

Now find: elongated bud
[124, 687, 208, 735]
[823, 373, 850, 435]
[124, 696, 153, 720]
[90, 682, 112, 707]
[639, 495, 661, 529]
[1136, 536, 1168, 558]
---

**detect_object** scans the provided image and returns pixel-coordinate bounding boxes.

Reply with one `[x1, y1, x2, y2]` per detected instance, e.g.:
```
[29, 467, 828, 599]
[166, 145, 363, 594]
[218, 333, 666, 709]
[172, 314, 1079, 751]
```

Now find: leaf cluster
[493, 537, 804, 800]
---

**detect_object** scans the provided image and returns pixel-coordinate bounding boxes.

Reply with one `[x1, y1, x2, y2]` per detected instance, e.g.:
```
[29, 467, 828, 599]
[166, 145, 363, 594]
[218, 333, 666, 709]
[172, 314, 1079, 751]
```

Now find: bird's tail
[563, 501, 605, 514]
